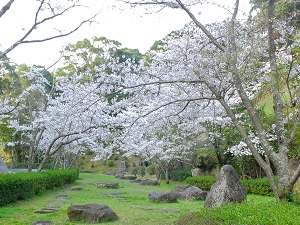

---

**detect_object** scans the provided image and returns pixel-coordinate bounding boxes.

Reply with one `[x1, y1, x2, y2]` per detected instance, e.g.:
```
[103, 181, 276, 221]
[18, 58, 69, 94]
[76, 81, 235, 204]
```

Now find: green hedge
[241, 177, 275, 196]
[170, 169, 192, 181]
[0, 168, 79, 206]
[186, 176, 217, 191]
[186, 176, 276, 196]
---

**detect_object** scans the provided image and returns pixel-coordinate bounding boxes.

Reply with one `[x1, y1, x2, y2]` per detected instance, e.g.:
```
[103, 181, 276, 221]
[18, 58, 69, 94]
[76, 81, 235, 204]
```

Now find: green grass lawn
[0, 173, 297, 225]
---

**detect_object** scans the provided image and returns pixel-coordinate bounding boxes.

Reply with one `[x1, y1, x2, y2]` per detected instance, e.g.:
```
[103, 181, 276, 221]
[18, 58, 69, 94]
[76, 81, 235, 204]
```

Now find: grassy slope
[76, 154, 140, 174]
[0, 173, 277, 225]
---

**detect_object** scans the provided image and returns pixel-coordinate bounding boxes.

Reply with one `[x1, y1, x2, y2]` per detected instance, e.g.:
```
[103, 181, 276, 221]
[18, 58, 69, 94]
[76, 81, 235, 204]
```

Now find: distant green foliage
[170, 169, 192, 181]
[177, 201, 300, 225]
[125, 159, 130, 168]
[0, 168, 79, 206]
[107, 160, 114, 167]
[138, 166, 145, 177]
[187, 176, 276, 196]
[146, 165, 155, 175]
[12, 163, 52, 170]
[109, 155, 118, 161]
[131, 167, 138, 176]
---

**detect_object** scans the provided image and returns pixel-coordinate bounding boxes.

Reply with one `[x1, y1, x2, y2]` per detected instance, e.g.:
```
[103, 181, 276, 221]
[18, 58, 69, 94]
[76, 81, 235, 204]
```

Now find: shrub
[146, 165, 155, 175]
[186, 176, 276, 196]
[170, 169, 192, 181]
[0, 168, 79, 206]
[132, 167, 138, 176]
[138, 166, 145, 177]
[241, 177, 276, 196]
[107, 160, 114, 167]
[109, 155, 119, 161]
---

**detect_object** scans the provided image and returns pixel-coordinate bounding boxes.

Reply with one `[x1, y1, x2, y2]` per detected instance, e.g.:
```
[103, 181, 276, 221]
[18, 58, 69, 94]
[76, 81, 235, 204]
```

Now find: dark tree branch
[0, 1, 99, 59]
[0, 0, 15, 18]
[175, 0, 226, 52]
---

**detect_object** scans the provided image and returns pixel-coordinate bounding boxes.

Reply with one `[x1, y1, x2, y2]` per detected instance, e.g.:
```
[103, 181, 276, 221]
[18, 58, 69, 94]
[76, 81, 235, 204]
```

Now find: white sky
[0, 0, 250, 68]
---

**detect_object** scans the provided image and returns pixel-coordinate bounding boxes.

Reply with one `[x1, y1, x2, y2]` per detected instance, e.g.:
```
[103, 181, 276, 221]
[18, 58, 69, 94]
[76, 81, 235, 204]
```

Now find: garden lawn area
[0, 173, 299, 225]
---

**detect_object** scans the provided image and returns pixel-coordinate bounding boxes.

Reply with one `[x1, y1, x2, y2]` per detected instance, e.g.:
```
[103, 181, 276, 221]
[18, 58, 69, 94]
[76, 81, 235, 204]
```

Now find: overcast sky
[0, 0, 250, 68]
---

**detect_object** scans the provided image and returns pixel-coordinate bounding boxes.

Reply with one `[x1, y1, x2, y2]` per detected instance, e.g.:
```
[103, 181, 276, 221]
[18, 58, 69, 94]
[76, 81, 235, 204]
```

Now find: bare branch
[232, 0, 239, 21]
[121, 0, 179, 8]
[0, 101, 20, 115]
[0, 1, 99, 59]
[289, 163, 300, 187]
[22, 13, 99, 44]
[287, 109, 300, 145]
[0, 0, 15, 18]
[175, 0, 226, 52]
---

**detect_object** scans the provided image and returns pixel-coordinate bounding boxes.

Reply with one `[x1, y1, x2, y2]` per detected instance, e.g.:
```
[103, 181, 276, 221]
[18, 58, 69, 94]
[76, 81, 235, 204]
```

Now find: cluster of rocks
[147, 165, 246, 208]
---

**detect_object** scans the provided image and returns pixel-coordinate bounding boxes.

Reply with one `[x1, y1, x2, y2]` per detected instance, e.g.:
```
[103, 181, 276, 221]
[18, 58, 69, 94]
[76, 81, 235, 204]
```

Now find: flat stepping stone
[116, 198, 130, 202]
[55, 194, 70, 198]
[32, 220, 53, 225]
[70, 186, 83, 191]
[34, 209, 55, 214]
[102, 192, 127, 197]
[131, 206, 156, 210]
[158, 208, 180, 213]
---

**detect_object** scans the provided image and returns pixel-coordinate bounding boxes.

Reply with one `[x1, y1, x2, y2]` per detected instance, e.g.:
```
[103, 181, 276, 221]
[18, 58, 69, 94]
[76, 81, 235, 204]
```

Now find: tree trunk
[37, 153, 49, 172]
[27, 146, 35, 172]
[165, 169, 170, 184]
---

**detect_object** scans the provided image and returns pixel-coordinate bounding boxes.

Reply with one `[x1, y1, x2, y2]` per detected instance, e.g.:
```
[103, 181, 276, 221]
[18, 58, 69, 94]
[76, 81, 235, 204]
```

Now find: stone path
[32, 194, 71, 224]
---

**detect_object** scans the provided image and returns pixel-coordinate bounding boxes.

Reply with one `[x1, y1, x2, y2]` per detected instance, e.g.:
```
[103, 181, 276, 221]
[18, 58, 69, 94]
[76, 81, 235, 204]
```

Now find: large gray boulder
[171, 185, 207, 201]
[149, 192, 177, 203]
[67, 204, 118, 223]
[0, 155, 9, 174]
[204, 165, 246, 208]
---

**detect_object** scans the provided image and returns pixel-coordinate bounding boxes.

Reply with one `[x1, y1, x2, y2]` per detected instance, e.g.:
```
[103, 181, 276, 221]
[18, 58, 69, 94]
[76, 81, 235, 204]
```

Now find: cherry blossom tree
[6, 53, 129, 171]
[111, 0, 300, 200]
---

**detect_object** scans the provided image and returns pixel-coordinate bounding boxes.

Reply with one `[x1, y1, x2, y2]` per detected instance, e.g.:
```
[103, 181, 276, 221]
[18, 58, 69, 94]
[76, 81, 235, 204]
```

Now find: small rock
[116, 198, 130, 202]
[34, 209, 55, 214]
[139, 180, 159, 186]
[131, 206, 156, 210]
[96, 182, 119, 189]
[158, 208, 180, 213]
[55, 194, 70, 199]
[70, 186, 83, 191]
[122, 175, 137, 180]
